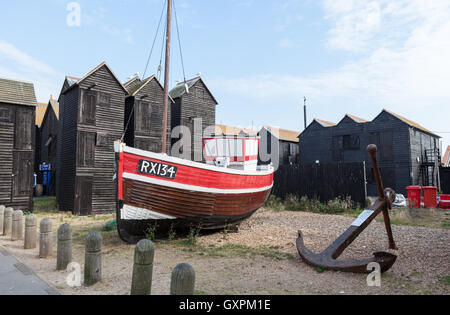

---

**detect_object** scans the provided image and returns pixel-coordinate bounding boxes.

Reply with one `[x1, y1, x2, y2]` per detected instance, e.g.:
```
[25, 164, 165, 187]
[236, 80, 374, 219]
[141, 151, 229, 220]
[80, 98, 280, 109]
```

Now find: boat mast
[162, 0, 172, 154]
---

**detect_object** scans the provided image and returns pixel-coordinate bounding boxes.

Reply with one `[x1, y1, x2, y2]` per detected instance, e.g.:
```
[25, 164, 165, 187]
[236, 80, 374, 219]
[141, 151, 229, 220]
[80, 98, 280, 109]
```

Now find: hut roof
[0, 77, 37, 107]
[169, 77, 218, 104]
[261, 126, 301, 143]
[215, 124, 258, 136]
[314, 119, 336, 127]
[382, 109, 439, 138]
[36, 102, 48, 126]
[63, 62, 128, 94]
[345, 114, 369, 123]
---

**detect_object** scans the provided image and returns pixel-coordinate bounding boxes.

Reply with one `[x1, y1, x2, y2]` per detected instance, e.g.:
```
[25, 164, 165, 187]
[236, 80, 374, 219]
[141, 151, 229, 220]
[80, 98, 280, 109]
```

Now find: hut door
[12, 151, 33, 200]
[75, 176, 93, 216]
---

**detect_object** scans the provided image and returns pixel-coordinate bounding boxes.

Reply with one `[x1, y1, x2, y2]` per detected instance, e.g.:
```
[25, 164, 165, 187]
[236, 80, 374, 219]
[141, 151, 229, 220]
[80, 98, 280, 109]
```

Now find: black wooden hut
[123, 75, 173, 153]
[57, 62, 128, 215]
[0, 78, 37, 210]
[39, 99, 59, 195]
[169, 77, 218, 161]
[258, 126, 300, 167]
[299, 111, 441, 196]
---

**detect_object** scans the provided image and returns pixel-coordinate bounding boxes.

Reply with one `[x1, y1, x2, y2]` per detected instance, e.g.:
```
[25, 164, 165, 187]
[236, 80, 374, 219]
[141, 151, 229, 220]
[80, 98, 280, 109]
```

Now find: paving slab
[0, 246, 61, 295]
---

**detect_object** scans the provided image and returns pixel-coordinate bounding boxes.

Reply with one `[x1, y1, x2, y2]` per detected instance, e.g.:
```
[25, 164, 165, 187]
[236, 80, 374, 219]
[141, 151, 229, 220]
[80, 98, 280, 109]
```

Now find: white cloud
[0, 40, 62, 101]
[211, 0, 450, 148]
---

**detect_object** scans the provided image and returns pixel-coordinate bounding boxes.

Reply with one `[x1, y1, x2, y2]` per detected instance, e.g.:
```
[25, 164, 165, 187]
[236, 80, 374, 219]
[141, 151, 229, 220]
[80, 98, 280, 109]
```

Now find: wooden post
[84, 231, 102, 286]
[131, 239, 155, 295]
[0, 205, 5, 235]
[3, 208, 13, 236]
[57, 224, 72, 271]
[11, 210, 24, 241]
[24, 214, 37, 249]
[170, 263, 195, 295]
[39, 219, 53, 258]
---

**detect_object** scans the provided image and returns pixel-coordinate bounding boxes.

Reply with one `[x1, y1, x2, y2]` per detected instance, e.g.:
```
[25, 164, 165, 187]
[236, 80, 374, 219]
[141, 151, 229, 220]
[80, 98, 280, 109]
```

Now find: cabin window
[80, 90, 97, 125]
[14, 107, 33, 150]
[99, 93, 111, 107]
[96, 133, 109, 147]
[0, 106, 11, 122]
[380, 132, 394, 161]
[136, 101, 152, 132]
[77, 131, 96, 167]
[343, 135, 360, 150]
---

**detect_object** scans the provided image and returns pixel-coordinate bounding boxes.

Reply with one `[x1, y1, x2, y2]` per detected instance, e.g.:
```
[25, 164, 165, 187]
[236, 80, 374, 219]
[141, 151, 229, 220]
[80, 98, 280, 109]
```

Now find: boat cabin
[203, 136, 260, 171]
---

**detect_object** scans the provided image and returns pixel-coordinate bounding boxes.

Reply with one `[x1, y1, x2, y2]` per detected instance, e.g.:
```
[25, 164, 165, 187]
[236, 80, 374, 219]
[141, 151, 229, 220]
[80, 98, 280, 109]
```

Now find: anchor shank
[324, 200, 384, 259]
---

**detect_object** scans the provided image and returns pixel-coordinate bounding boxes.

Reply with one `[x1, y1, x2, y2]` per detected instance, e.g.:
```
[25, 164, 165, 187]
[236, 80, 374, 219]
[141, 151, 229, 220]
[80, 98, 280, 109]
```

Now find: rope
[122, 0, 167, 142]
[158, 21, 167, 82]
[173, 0, 187, 83]
[143, 0, 167, 79]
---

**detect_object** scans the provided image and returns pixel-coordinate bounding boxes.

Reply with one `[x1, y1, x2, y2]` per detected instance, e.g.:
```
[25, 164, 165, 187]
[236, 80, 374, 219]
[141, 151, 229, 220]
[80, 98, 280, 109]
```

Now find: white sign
[351, 210, 374, 227]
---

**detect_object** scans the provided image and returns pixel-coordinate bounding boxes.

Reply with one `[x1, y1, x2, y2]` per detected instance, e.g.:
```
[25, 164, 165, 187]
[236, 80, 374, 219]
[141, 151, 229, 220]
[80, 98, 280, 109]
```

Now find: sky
[1, 0, 449, 150]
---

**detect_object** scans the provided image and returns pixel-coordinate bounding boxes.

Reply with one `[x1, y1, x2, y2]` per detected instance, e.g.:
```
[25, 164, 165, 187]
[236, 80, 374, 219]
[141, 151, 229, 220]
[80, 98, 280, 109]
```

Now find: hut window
[77, 131, 96, 167]
[99, 93, 111, 107]
[96, 133, 109, 147]
[0, 106, 11, 122]
[81, 90, 97, 125]
[136, 101, 152, 132]
[380, 132, 394, 161]
[343, 135, 360, 150]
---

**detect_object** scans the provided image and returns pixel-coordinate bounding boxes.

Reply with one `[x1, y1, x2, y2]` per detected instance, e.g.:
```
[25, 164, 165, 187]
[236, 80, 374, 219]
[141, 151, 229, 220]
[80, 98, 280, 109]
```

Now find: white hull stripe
[123, 172, 273, 195]
[121, 204, 176, 220]
[121, 146, 274, 177]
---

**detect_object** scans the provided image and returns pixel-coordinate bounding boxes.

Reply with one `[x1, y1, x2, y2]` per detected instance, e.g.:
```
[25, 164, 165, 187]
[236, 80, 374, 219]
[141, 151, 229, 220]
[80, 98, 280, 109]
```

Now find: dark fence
[440, 167, 450, 194]
[272, 162, 366, 207]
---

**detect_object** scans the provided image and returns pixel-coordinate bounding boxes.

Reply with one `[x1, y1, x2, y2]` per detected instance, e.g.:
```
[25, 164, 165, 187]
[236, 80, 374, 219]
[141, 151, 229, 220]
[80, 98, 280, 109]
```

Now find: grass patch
[375, 208, 450, 229]
[265, 194, 362, 215]
[168, 241, 295, 261]
[438, 275, 450, 286]
[34, 197, 57, 212]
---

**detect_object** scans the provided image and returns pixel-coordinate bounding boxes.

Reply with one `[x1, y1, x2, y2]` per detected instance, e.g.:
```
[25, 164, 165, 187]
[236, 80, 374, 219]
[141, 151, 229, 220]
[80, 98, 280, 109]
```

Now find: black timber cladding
[0, 78, 36, 210]
[124, 76, 172, 153]
[169, 77, 217, 161]
[57, 63, 127, 215]
[299, 111, 441, 196]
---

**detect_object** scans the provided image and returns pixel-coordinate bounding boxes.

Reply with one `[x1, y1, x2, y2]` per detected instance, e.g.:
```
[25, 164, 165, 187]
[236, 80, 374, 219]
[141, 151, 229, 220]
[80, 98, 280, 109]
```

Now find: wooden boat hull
[115, 144, 274, 243]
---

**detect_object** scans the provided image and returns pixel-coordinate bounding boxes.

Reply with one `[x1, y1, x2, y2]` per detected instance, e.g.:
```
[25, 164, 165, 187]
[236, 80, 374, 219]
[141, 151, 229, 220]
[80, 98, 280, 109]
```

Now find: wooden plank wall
[177, 80, 216, 162]
[76, 65, 126, 215]
[272, 162, 366, 207]
[127, 78, 171, 153]
[39, 106, 59, 195]
[0, 103, 34, 210]
[58, 87, 79, 212]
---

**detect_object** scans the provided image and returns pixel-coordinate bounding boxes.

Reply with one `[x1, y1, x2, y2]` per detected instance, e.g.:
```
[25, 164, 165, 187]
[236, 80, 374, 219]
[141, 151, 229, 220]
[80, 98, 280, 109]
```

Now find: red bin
[440, 194, 450, 209]
[406, 186, 422, 209]
[423, 186, 437, 209]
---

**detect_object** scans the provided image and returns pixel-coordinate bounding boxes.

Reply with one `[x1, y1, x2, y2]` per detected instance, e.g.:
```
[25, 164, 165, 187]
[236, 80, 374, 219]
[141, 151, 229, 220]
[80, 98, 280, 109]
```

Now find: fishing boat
[115, 0, 274, 243]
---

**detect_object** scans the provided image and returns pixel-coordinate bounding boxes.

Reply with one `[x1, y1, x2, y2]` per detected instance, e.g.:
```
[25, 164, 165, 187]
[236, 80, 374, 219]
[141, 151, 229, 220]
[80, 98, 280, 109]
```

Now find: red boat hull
[115, 145, 274, 243]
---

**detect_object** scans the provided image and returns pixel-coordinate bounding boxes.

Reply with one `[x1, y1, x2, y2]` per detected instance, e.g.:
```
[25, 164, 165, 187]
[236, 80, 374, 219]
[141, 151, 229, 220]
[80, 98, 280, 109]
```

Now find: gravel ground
[0, 208, 448, 295]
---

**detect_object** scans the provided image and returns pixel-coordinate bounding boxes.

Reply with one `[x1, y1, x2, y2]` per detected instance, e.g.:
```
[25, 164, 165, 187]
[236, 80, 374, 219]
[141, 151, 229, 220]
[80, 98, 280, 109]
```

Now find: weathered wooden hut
[55, 76, 80, 206]
[39, 99, 59, 195]
[123, 75, 173, 153]
[0, 77, 37, 210]
[258, 126, 301, 167]
[57, 62, 128, 215]
[299, 111, 441, 195]
[170, 77, 218, 161]
[34, 101, 48, 173]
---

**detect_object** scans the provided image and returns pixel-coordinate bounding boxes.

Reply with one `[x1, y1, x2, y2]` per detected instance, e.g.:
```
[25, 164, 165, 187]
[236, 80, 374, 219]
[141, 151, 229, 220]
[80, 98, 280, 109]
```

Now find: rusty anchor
[296, 144, 398, 274]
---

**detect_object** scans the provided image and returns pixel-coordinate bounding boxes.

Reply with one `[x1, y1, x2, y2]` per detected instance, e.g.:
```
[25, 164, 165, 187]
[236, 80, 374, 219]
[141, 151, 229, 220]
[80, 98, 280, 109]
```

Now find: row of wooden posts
[0, 205, 195, 295]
